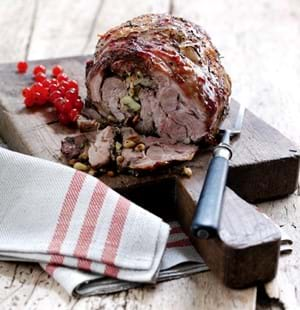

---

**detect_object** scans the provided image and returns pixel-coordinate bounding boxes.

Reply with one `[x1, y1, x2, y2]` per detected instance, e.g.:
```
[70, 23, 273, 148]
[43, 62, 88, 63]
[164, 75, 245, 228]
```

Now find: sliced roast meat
[61, 126, 198, 172]
[77, 115, 99, 132]
[119, 127, 198, 171]
[88, 126, 115, 168]
[144, 137, 197, 162]
[119, 141, 198, 171]
[121, 127, 141, 144]
[81, 107, 103, 122]
[86, 14, 231, 145]
[61, 135, 88, 160]
[120, 148, 146, 169]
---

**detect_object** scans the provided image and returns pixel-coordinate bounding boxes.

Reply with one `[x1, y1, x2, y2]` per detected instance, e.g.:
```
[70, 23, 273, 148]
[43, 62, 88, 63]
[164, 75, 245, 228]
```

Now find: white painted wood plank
[0, 261, 256, 310]
[258, 191, 300, 309]
[0, 263, 78, 309]
[83, 0, 171, 54]
[124, 273, 256, 310]
[27, 0, 101, 60]
[0, 0, 36, 63]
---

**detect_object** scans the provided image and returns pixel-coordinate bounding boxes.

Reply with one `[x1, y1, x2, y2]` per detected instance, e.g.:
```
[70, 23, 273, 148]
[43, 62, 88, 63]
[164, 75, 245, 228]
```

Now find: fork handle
[191, 143, 232, 239]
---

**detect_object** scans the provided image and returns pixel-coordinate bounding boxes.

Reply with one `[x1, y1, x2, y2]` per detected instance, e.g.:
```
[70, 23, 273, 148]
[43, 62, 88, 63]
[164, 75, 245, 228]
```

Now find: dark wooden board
[0, 56, 299, 288]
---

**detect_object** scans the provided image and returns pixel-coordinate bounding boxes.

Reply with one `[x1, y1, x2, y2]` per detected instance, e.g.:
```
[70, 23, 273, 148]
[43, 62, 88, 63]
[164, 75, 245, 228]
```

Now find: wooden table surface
[0, 0, 299, 309]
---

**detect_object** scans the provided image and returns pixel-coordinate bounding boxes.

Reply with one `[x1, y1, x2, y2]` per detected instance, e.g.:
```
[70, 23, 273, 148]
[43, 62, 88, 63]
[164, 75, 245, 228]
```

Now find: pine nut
[123, 139, 136, 148]
[88, 168, 96, 176]
[135, 143, 145, 152]
[183, 166, 192, 177]
[73, 162, 89, 171]
[107, 170, 114, 177]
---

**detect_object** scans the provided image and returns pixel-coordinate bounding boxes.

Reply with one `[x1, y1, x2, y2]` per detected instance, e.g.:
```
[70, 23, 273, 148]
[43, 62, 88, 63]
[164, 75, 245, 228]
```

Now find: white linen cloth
[41, 221, 207, 296]
[0, 147, 169, 283]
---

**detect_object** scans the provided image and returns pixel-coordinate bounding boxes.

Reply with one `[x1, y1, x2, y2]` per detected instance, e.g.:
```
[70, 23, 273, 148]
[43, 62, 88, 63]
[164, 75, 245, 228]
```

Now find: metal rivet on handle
[196, 230, 209, 239]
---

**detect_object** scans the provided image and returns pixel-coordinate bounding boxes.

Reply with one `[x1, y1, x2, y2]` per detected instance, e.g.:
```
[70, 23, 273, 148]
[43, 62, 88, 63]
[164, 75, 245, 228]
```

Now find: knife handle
[191, 143, 232, 239]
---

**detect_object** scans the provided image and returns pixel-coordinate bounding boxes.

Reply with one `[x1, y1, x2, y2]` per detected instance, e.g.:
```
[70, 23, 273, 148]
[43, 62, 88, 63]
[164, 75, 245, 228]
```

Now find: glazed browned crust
[86, 13, 231, 138]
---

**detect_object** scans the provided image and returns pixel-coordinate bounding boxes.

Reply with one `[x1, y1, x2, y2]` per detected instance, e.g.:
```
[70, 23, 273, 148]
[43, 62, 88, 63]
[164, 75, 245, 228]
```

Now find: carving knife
[191, 101, 246, 239]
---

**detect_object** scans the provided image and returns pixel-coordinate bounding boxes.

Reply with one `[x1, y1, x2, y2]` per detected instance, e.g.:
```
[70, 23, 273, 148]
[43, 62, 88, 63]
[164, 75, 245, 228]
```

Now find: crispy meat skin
[86, 14, 231, 143]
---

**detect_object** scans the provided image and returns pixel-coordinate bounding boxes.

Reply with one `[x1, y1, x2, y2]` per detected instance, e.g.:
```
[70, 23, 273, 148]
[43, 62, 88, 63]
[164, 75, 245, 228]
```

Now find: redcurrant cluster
[17, 62, 83, 125]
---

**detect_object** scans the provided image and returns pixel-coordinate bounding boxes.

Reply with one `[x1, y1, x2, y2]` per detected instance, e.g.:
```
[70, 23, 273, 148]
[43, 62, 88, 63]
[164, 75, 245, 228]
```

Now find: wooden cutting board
[0, 56, 299, 289]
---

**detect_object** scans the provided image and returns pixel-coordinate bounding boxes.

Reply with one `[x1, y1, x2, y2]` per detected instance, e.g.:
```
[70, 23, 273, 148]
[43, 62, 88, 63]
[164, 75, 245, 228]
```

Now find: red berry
[73, 98, 83, 111]
[65, 89, 78, 103]
[49, 84, 59, 93]
[33, 65, 46, 76]
[17, 61, 28, 73]
[31, 82, 44, 92]
[24, 97, 34, 107]
[49, 90, 62, 103]
[22, 87, 31, 98]
[69, 108, 79, 122]
[59, 85, 66, 95]
[35, 72, 47, 83]
[57, 73, 68, 82]
[33, 92, 45, 106]
[51, 78, 59, 85]
[39, 87, 49, 99]
[62, 99, 73, 114]
[58, 112, 70, 125]
[60, 80, 69, 89]
[52, 65, 63, 77]
[67, 80, 78, 91]
[41, 96, 48, 105]
[53, 97, 65, 112]
[42, 78, 51, 88]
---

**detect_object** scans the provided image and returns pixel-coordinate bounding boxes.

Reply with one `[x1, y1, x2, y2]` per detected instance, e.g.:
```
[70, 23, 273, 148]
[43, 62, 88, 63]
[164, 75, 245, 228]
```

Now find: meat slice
[119, 127, 198, 171]
[119, 141, 197, 171]
[88, 126, 115, 168]
[121, 127, 141, 143]
[77, 115, 98, 132]
[61, 135, 88, 160]
[145, 137, 197, 162]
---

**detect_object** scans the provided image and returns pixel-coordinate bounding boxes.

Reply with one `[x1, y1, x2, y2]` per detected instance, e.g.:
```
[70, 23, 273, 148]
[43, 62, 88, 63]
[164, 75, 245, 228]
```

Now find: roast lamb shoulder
[85, 14, 231, 144]
[62, 14, 231, 173]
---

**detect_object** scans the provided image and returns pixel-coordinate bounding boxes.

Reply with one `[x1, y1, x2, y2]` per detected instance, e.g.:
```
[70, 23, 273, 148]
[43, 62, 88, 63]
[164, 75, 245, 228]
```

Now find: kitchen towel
[41, 221, 208, 296]
[0, 147, 169, 283]
[42, 224, 292, 296]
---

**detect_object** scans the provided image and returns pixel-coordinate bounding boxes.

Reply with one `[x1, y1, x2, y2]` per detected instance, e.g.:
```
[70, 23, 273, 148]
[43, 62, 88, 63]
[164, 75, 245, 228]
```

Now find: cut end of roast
[85, 13, 231, 145]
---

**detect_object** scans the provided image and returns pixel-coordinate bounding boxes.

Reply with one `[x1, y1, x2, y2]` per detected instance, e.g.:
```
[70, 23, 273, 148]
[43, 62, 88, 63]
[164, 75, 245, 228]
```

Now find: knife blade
[191, 101, 246, 239]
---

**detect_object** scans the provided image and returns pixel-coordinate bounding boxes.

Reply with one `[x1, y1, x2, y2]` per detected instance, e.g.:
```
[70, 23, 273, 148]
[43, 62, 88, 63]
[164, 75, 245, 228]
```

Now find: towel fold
[0, 147, 169, 283]
[40, 221, 207, 296]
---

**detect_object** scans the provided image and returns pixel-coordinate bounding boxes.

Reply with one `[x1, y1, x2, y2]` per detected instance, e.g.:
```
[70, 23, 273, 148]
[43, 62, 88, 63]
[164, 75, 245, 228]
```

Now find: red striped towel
[0, 147, 169, 283]
[40, 221, 207, 296]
